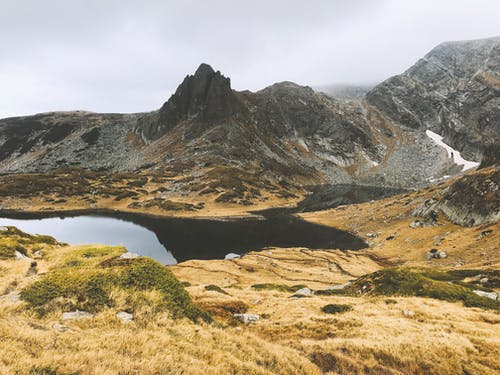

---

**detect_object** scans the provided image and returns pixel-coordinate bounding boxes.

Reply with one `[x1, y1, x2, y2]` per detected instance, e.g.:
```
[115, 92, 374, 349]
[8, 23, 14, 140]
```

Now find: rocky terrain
[1, 37, 498, 202]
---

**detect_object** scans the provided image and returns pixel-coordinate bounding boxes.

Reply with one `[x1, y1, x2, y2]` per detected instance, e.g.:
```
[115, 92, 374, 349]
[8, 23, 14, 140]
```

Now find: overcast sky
[1, 0, 499, 118]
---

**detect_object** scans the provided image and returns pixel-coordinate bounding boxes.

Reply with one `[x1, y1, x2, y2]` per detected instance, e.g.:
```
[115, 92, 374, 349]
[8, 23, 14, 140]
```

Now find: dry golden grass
[0, 170, 304, 219]
[1, 168, 499, 374]
[300, 171, 500, 269]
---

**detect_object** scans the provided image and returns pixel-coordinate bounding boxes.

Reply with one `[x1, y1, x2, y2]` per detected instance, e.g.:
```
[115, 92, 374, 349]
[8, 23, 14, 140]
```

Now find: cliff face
[0, 38, 498, 191]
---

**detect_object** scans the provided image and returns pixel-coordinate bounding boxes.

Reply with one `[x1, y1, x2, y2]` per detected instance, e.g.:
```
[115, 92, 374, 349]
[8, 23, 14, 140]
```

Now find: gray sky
[1, 0, 499, 118]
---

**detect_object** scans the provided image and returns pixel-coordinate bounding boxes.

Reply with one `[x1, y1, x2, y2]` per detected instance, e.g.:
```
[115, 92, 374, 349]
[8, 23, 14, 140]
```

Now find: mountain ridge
[0, 37, 498, 197]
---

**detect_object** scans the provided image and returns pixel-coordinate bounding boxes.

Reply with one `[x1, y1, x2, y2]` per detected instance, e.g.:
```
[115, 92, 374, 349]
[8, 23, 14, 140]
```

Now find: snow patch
[297, 138, 309, 152]
[425, 130, 479, 171]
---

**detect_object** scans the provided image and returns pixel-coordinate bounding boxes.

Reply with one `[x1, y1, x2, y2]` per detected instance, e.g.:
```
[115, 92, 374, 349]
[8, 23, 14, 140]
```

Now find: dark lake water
[0, 212, 367, 265]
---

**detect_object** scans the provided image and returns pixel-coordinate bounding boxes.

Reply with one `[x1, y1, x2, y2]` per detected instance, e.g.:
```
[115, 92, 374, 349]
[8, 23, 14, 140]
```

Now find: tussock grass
[20, 245, 210, 322]
[0, 226, 58, 259]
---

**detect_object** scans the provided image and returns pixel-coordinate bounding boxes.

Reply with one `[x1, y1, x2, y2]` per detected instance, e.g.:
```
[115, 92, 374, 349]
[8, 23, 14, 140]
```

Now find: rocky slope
[0, 38, 498, 195]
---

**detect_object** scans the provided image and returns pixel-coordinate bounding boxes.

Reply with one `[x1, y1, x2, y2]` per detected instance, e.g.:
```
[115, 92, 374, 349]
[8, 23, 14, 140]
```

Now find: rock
[148, 63, 245, 140]
[0, 226, 8, 232]
[479, 278, 489, 284]
[473, 290, 499, 300]
[425, 249, 439, 260]
[33, 250, 42, 259]
[478, 230, 493, 239]
[436, 251, 447, 259]
[61, 310, 94, 321]
[402, 310, 415, 317]
[426, 249, 447, 260]
[471, 274, 483, 282]
[224, 253, 241, 260]
[14, 251, 30, 261]
[233, 313, 260, 324]
[294, 287, 313, 296]
[119, 252, 141, 259]
[326, 282, 351, 291]
[366, 232, 376, 238]
[410, 221, 422, 229]
[385, 235, 395, 241]
[116, 311, 134, 323]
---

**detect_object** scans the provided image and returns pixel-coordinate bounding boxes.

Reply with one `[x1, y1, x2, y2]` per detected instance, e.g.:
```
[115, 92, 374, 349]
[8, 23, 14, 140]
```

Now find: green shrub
[204, 284, 229, 295]
[321, 304, 352, 314]
[251, 283, 307, 293]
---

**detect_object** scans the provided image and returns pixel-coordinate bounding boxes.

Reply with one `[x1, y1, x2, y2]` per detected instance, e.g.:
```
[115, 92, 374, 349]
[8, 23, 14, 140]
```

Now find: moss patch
[345, 268, 500, 311]
[21, 250, 211, 322]
[251, 283, 308, 293]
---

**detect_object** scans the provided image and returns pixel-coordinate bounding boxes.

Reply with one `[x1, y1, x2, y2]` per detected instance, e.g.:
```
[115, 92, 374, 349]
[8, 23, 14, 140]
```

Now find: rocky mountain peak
[141, 63, 244, 140]
[194, 63, 215, 78]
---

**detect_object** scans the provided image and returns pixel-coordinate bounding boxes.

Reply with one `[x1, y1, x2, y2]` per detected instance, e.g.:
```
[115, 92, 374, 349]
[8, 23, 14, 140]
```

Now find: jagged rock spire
[142, 64, 243, 140]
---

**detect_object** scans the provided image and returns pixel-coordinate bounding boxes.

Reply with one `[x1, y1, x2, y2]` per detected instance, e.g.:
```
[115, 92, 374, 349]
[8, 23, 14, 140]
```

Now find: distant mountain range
[1, 37, 498, 192]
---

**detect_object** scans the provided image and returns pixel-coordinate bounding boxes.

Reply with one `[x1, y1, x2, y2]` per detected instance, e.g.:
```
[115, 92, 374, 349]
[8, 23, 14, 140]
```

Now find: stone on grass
[402, 310, 415, 317]
[425, 249, 447, 260]
[119, 252, 141, 259]
[294, 287, 313, 296]
[116, 311, 134, 323]
[473, 290, 499, 300]
[233, 314, 260, 324]
[61, 310, 94, 321]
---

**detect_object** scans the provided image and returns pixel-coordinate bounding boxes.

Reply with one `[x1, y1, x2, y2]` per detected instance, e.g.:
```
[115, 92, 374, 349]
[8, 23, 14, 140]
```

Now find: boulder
[119, 252, 141, 259]
[436, 251, 447, 259]
[116, 311, 134, 323]
[224, 253, 241, 260]
[410, 221, 422, 229]
[402, 310, 415, 317]
[294, 287, 313, 296]
[473, 290, 499, 300]
[478, 230, 493, 239]
[61, 310, 94, 321]
[233, 314, 260, 324]
[425, 249, 447, 260]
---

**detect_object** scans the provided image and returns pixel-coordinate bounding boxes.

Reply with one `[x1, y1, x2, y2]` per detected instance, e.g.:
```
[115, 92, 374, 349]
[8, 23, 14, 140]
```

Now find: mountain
[367, 37, 500, 161]
[0, 37, 498, 197]
[314, 83, 375, 100]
